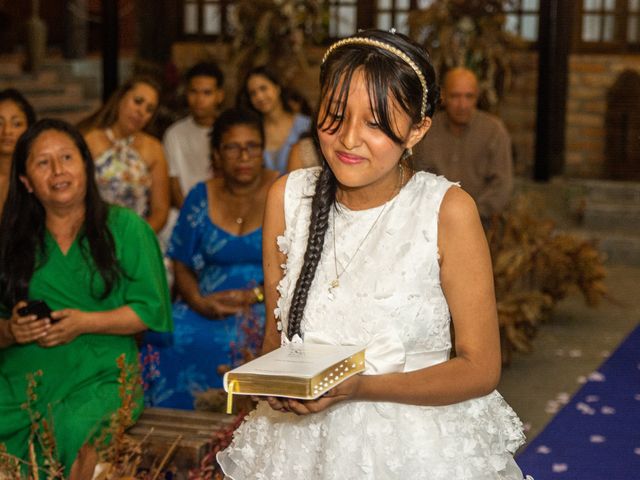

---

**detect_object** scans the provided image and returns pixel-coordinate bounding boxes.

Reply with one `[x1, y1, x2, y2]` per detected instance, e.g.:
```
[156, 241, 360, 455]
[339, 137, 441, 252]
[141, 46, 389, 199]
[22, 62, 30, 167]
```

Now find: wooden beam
[102, 0, 119, 102]
[534, 0, 573, 180]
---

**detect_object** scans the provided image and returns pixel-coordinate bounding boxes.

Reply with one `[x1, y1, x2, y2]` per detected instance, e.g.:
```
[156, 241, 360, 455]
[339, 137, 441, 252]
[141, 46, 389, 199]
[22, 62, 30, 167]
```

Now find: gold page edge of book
[226, 350, 366, 399]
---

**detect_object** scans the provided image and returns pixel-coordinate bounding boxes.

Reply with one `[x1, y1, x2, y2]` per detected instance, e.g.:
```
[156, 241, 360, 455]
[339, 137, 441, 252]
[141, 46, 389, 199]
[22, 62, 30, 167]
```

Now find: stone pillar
[534, 0, 572, 180]
[136, 0, 175, 64]
[102, 0, 119, 102]
[64, 0, 88, 59]
[25, 0, 47, 72]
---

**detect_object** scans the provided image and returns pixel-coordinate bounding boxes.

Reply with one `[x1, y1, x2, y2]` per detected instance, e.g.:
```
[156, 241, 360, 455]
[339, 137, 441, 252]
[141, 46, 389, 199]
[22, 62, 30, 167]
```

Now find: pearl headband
[321, 37, 429, 120]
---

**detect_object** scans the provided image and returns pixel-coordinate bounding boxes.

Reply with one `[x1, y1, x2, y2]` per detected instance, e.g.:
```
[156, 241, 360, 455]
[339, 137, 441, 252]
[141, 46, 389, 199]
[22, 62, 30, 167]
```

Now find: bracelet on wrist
[252, 286, 265, 303]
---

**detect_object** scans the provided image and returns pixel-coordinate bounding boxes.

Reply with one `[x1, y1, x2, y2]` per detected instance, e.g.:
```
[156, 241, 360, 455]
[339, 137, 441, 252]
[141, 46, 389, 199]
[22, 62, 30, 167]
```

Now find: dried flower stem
[151, 434, 183, 480]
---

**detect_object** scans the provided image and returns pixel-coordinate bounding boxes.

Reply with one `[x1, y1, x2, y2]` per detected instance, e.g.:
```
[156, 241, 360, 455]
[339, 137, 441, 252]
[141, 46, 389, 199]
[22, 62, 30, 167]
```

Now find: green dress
[0, 206, 172, 474]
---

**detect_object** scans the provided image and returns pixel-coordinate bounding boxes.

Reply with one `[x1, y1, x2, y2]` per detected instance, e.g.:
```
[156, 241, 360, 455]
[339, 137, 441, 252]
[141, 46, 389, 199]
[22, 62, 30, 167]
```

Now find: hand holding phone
[17, 300, 54, 321]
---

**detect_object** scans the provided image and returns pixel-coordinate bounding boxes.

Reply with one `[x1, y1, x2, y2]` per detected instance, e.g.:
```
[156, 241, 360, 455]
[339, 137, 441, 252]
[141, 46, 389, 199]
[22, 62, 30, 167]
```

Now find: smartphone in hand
[18, 300, 54, 322]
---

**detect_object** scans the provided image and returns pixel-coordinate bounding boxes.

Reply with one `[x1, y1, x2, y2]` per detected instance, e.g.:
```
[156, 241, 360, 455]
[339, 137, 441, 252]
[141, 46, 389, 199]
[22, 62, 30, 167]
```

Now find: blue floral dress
[143, 182, 265, 410]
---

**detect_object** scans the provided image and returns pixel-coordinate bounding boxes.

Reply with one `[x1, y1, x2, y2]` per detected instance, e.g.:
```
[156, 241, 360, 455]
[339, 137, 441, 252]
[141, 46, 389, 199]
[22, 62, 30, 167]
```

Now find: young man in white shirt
[164, 62, 225, 208]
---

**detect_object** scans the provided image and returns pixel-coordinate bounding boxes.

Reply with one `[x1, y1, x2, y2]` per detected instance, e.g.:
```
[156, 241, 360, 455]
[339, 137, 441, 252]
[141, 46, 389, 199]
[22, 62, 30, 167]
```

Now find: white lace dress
[218, 168, 528, 480]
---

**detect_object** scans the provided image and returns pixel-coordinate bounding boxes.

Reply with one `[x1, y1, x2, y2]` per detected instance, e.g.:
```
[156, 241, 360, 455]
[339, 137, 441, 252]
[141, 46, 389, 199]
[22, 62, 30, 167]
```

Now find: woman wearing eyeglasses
[143, 108, 278, 409]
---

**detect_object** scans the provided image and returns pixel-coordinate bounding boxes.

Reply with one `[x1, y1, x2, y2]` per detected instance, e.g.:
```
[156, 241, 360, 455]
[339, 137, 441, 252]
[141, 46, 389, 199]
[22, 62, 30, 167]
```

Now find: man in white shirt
[163, 62, 225, 208]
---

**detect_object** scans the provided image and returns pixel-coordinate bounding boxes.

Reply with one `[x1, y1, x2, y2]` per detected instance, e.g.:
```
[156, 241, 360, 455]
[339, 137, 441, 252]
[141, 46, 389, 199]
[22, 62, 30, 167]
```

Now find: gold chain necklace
[328, 164, 404, 299]
[223, 179, 261, 225]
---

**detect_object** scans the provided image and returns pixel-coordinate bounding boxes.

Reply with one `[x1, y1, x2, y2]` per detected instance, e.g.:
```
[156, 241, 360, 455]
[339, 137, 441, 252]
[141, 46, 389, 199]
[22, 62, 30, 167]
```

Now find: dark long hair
[0, 88, 37, 127]
[0, 119, 123, 307]
[286, 29, 440, 339]
[236, 65, 293, 114]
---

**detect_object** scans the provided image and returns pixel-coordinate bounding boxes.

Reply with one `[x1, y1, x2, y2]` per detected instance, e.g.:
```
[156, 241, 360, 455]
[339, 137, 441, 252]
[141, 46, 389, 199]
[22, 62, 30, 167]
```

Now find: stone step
[36, 101, 96, 115]
[0, 82, 84, 99]
[28, 89, 87, 110]
[514, 178, 640, 265]
[598, 233, 640, 265]
[0, 61, 22, 76]
[0, 59, 97, 99]
[0, 69, 60, 87]
[567, 178, 640, 204]
[0, 53, 78, 81]
[35, 100, 99, 125]
[46, 108, 95, 126]
[563, 228, 640, 266]
[581, 201, 640, 232]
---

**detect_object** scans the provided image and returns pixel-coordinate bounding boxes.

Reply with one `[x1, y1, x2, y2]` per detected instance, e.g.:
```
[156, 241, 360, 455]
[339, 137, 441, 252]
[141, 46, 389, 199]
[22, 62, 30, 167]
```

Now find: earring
[407, 147, 413, 157]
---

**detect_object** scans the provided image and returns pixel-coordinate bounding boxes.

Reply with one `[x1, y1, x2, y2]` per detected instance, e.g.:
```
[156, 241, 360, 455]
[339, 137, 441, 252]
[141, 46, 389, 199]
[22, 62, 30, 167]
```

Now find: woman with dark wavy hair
[0, 119, 172, 476]
[218, 30, 528, 479]
[237, 65, 312, 174]
[0, 88, 36, 216]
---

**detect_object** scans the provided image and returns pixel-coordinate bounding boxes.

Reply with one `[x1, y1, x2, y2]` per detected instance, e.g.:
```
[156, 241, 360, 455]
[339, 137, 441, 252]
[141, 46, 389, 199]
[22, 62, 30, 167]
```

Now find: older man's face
[442, 71, 479, 128]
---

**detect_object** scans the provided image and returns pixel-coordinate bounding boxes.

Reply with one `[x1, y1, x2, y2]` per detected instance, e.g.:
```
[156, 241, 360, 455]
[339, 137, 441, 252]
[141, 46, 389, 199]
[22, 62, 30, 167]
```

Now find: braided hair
[285, 29, 439, 340]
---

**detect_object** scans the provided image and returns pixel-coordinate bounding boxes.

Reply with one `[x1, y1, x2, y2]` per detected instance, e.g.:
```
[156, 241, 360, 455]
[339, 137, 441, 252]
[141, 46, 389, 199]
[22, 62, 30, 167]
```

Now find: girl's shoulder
[410, 170, 459, 195]
[408, 172, 480, 239]
[285, 166, 321, 197]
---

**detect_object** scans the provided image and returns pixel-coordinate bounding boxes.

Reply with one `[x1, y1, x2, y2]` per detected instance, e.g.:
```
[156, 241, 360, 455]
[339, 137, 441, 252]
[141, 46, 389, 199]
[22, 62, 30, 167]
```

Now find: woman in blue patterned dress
[144, 108, 279, 409]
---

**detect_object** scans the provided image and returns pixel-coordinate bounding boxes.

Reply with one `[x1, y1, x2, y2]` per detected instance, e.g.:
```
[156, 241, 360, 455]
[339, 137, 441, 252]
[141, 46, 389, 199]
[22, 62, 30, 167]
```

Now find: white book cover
[223, 343, 366, 400]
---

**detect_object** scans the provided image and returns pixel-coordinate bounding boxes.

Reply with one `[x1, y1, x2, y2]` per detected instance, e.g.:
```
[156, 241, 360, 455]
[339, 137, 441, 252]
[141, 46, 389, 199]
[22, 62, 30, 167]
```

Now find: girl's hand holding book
[265, 374, 362, 415]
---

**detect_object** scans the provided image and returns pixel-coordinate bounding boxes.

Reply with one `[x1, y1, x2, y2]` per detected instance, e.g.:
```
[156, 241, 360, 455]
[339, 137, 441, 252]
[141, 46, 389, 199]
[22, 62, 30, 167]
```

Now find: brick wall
[565, 54, 640, 178]
[500, 50, 539, 177]
[497, 51, 640, 180]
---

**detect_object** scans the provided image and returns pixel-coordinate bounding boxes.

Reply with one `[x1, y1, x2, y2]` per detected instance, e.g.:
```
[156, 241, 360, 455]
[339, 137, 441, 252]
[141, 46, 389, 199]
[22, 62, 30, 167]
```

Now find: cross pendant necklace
[327, 276, 339, 301]
[328, 204, 387, 300]
[328, 164, 404, 300]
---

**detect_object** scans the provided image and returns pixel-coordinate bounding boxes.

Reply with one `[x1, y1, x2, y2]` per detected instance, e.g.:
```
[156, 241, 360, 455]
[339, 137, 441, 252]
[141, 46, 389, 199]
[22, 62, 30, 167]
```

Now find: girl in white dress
[218, 29, 530, 479]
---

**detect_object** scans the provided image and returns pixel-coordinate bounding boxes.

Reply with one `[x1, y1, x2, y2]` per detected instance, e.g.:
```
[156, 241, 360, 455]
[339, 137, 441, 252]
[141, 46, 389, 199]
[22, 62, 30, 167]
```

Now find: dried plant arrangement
[0, 356, 180, 480]
[187, 413, 248, 480]
[0, 444, 21, 479]
[91, 355, 144, 479]
[0, 370, 65, 480]
[408, 0, 524, 110]
[487, 195, 608, 364]
[228, 0, 325, 81]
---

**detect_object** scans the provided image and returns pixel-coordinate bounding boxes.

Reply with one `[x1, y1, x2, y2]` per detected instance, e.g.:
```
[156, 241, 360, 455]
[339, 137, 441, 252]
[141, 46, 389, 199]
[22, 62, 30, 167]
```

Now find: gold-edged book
[223, 343, 366, 411]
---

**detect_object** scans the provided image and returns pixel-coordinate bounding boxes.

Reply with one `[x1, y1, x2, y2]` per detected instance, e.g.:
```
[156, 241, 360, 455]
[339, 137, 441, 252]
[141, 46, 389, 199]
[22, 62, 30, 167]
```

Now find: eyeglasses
[220, 142, 263, 159]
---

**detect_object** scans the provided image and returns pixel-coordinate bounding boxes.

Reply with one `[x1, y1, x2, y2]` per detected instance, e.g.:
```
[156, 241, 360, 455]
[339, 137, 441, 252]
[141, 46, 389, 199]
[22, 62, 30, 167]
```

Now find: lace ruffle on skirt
[218, 390, 526, 479]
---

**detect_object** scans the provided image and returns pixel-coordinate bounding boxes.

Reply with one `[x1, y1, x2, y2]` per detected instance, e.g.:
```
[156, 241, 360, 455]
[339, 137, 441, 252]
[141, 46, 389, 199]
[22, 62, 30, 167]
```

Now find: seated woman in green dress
[0, 119, 172, 477]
